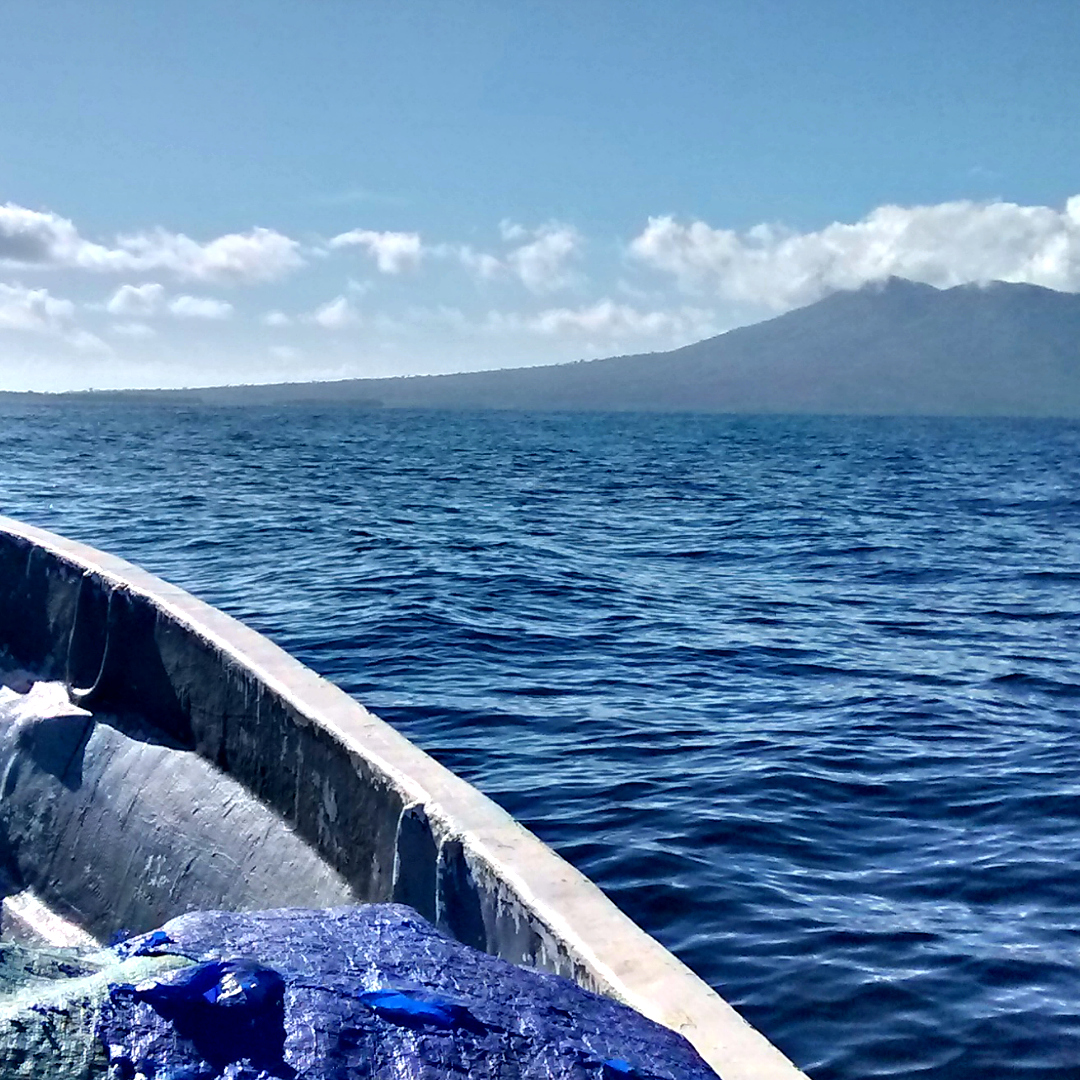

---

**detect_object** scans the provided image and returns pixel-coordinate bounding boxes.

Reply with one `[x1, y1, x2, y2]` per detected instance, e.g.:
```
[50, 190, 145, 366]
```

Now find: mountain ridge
[12, 278, 1080, 417]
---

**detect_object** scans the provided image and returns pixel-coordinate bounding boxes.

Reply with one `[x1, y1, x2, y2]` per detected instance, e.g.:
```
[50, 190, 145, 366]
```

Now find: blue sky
[2, 0, 1079, 390]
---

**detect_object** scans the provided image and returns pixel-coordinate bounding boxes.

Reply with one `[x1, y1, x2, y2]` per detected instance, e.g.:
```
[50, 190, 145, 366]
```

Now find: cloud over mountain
[630, 196, 1080, 310]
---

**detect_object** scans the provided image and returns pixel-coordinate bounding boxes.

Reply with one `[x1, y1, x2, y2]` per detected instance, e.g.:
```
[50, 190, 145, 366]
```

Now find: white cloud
[67, 329, 113, 355]
[0, 283, 75, 333]
[486, 300, 717, 341]
[120, 227, 304, 284]
[0, 204, 112, 268]
[269, 345, 300, 360]
[457, 245, 503, 280]
[499, 219, 527, 242]
[262, 310, 292, 327]
[328, 228, 422, 273]
[168, 294, 233, 319]
[106, 282, 165, 316]
[505, 222, 582, 293]
[0, 282, 112, 354]
[0, 203, 303, 283]
[105, 283, 232, 320]
[111, 321, 157, 338]
[630, 195, 1080, 310]
[455, 223, 582, 291]
[311, 295, 358, 328]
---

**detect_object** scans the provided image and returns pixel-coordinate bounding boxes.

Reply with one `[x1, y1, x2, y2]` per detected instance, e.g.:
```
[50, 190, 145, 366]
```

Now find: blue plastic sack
[104, 904, 721, 1080]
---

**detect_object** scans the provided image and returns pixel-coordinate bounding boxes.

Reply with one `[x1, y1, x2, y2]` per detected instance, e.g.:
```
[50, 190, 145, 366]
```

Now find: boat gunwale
[0, 513, 806, 1080]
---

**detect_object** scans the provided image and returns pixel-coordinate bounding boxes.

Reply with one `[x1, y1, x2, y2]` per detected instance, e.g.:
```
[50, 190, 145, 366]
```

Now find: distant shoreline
[5, 280, 1080, 417]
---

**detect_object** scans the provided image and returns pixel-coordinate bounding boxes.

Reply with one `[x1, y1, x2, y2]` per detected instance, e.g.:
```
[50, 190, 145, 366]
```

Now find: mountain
[36, 278, 1080, 416]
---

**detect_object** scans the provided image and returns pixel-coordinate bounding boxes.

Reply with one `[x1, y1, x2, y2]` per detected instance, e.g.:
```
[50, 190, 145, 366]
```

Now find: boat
[0, 514, 806, 1080]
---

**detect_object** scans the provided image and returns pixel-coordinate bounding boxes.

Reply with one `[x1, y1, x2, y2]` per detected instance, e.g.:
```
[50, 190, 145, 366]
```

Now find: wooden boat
[0, 515, 806, 1080]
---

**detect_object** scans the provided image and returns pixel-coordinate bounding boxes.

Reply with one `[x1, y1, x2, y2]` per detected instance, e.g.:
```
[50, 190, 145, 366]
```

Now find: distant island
[11, 278, 1080, 417]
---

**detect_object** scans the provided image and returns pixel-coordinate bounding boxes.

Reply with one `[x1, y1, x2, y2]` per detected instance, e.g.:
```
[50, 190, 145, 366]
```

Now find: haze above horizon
[2, 1, 1080, 392]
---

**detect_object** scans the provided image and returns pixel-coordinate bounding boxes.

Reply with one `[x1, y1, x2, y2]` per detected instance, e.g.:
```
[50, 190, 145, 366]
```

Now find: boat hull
[0, 515, 806, 1080]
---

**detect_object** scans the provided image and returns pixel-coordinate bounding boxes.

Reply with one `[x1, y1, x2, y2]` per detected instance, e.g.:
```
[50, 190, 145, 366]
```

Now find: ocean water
[2, 402, 1080, 1080]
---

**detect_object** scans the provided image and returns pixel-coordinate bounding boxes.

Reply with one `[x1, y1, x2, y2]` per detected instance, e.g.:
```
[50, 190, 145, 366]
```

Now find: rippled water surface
[3, 403, 1080, 1079]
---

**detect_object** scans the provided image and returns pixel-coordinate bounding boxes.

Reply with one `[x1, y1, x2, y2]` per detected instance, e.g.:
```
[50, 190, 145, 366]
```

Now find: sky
[1, 0, 1079, 391]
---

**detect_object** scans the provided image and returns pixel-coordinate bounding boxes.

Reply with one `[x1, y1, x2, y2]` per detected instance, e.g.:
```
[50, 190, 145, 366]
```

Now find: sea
[2, 401, 1079, 1080]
